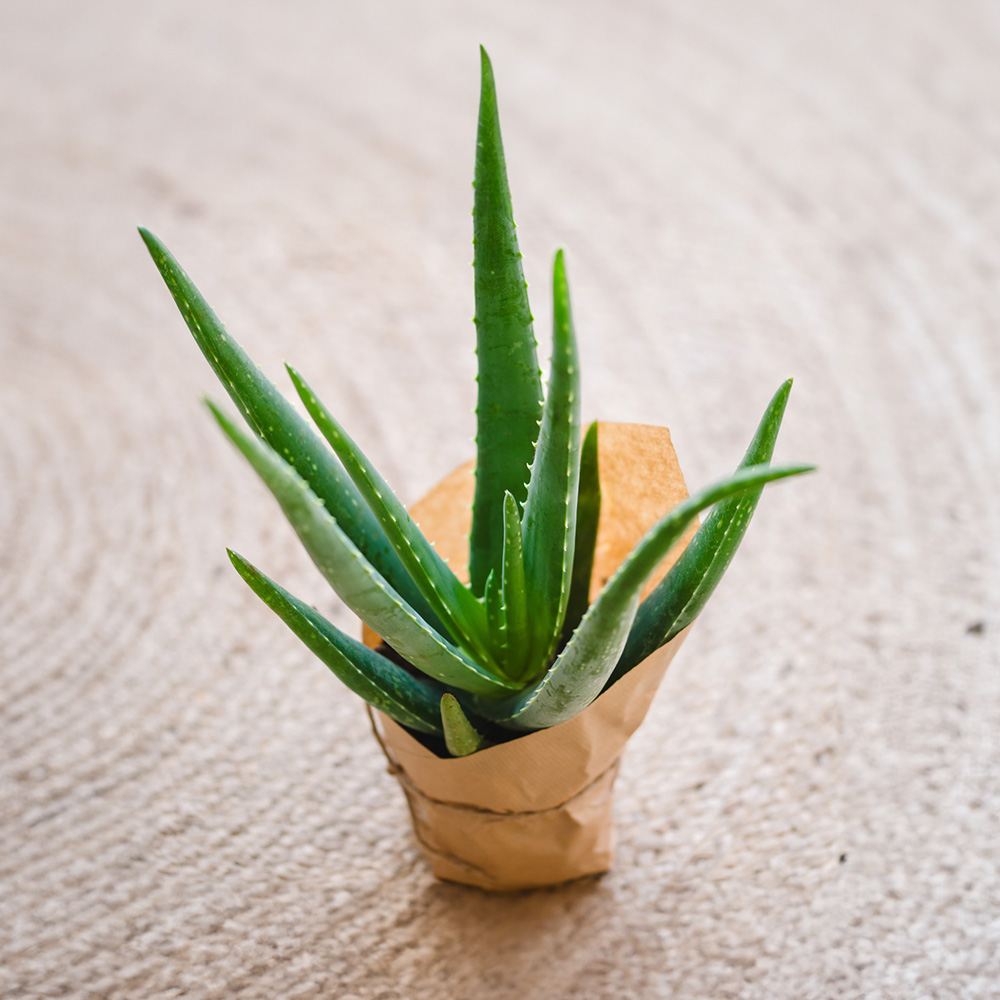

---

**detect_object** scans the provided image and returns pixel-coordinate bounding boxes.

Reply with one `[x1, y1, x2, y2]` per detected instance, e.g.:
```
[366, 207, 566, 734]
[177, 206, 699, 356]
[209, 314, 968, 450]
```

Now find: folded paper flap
[374, 628, 688, 813]
[394, 760, 622, 892]
[382, 738, 622, 818]
[591, 423, 693, 600]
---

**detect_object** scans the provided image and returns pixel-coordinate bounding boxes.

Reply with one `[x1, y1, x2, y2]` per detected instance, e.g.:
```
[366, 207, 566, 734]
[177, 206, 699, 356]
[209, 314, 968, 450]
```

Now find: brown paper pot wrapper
[364, 423, 695, 892]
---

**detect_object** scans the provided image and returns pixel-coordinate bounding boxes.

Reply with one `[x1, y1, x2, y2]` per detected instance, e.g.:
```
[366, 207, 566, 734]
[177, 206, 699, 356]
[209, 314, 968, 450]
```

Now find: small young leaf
[611, 380, 796, 681]
[561, 421, 601, 643]
[520, 250, 582, 670]
[468, 46, 544, 596]
[137, 227, 437, 627]
[441, 693, 490, 756]
[483, 568, 508, 664]
[477, 463, 815, 729]
[500, 491, 530, 676]
[229, 550, 445, 735]
[208, 402, 517, 698]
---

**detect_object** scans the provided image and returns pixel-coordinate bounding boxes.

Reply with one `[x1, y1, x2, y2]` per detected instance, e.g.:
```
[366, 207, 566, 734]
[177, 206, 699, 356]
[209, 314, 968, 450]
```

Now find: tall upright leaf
[468, 46, 544, 595]
[520, 250, 582, 667]
[611, 380, 794, 682]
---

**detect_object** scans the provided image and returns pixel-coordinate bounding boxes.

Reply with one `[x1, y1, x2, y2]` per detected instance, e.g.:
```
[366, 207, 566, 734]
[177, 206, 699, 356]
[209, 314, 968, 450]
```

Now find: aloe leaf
[287, 365, 494, 668]
[500, 491, 530, 675]
[520, 250, 582, 667]
[229, 550, 444, 735]
[468, 46, 544, 596]
[483, 568, 507, 663]
[208, 402, 517, 698]
[612, 380, 795, 682]
[137, 227, 437, 627]
[561, 421, 601, 643]
[478, 463, 815, 729]
[440, 693, 490, 756]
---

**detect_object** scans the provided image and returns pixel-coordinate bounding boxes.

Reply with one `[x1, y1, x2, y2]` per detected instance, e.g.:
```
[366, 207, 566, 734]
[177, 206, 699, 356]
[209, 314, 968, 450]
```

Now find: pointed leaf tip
[138, 226, 168, 262]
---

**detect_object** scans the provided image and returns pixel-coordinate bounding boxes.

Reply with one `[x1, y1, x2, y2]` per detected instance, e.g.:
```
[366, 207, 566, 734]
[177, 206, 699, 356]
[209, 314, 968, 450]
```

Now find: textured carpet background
[2, 1, 997, 997]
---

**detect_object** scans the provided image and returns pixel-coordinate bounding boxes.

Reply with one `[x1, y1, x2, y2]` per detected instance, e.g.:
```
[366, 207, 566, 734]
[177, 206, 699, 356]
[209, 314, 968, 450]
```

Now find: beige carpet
[2, 1, 997, 997]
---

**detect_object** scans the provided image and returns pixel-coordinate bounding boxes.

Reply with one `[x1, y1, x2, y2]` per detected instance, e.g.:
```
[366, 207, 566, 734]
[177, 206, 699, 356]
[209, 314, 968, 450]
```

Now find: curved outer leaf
[468, 46, 544, 596]
[519, 250, 582, 671]
[440, 693, 490, 756]
[137, 227, 436, 627]
[208, 402, 517, 698]
[561, 421, 601, 644]
[611, 380, 794, 683]
[477, 463, 815, 730]
[229, 550, 445, 735]
[287, 366, 494, 668]
[500, 491, 530, 675]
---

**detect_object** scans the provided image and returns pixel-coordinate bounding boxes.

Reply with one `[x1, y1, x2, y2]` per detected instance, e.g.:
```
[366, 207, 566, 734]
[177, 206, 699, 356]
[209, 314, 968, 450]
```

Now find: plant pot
[364, 422, 695, 891]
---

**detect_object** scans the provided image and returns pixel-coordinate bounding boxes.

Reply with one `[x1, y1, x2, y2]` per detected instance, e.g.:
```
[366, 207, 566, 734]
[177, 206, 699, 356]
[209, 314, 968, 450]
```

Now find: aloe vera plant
[140, 48, 812, 755]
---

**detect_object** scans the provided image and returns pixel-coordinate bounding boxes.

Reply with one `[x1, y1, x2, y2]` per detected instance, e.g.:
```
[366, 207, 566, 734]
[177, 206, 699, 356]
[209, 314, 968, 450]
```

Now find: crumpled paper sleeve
[364, 422, 695, 891]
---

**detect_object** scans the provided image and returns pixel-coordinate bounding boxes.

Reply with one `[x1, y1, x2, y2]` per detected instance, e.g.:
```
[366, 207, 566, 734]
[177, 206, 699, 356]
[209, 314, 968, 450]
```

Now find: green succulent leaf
[561, 421, 601, 643]
[208, 402, 517, 698]
[468, 46, 544, 596]
[500, 491, 530, 676]
[440, 693, 490, 756]
[137, 227, 437, 627]
[611, 380, 795, 683]
[520, 250, 582, 670]
[287, 365, 495, 670]
[483, 568, 507, 663]
[229, 550, 445, 735]
[478, 462, 815, 730]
